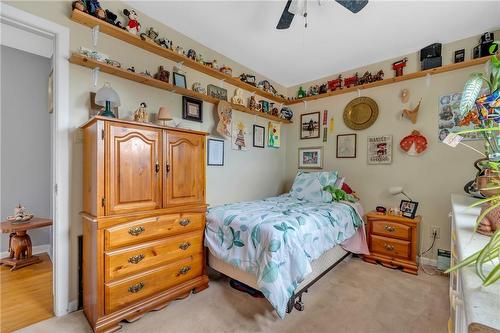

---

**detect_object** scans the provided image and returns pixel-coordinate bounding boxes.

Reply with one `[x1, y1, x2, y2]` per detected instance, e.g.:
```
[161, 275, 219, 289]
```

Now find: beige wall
[284, 32, 499, 261]
[6, 1, 289, 303]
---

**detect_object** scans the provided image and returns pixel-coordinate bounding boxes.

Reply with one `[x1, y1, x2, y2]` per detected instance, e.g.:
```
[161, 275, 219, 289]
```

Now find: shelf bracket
[92, 67, 100, 87]
[220, 78, 225, 88]
[357, 88, 361, 97]
[92, 25, 99, 47]
[426, 73, 432, 87]
[303, 100, 307, 111]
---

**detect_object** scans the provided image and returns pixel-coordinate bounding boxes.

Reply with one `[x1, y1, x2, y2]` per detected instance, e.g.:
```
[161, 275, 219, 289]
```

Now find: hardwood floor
[0, 253, 54, 333]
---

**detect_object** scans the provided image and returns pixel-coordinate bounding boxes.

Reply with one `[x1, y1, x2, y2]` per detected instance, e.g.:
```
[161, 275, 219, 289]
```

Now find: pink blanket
[340, 201, 370, 255]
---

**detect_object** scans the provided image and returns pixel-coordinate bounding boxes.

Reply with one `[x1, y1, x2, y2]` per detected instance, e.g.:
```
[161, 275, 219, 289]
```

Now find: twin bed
[204, 171, 368, 318]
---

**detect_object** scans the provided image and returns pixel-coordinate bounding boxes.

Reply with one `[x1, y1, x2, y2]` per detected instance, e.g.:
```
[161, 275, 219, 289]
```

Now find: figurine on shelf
[196, 54, 204, 64]
[220, 66, 232, 76]
[392, 58, 408, 77]
[140, 70, 152, 77]
[105, 9, 123, 28]
[133, 102, 149, 123]
[319, 83, 328, 94]
[186, 49, 197, 61]
[203, 61, 213, 68]
[175, 46, 184, 54]
[212, 60, 219, 70]
[258, 80, 272, 93]
[240, 73, 256, 86]
[7, 204, 34, 223]
[86, 0, 106, 20]
[123, 9, 141, 35]
[308, 85, 319, 96]
[297, 86, 307, 98]
[328, 75, 343, 91]
[249, 95, 261, 111]
[344, 73, 358, 88]
[373, 70, 384, 81]
[105, 59, 121, 68]
[192, 82, 206, 94]
[154, 66, 169, 83]
[231, 88, 245, 105]
[358, 71, 373, 85]
[157, 37, 173, 50]
[140, 27, 159, 43]
[270, 103, 279, 117]
[173, 64, 186, 75]
[280, 107, 293, 120]
[72, 0, 87, 13]
[127, 66, 135, 73]
[260, 100, 270, 113]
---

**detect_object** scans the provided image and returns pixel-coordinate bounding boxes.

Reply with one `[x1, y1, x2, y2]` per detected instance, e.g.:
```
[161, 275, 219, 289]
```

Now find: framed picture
[260, 100, 269, 113]
[173, 72, 187, 88]
[182, 96, 203, 122]
[90, 92, 119, 118]
[336, 134, 357, 158]
[454, 49, 465, 63]
[367, 135, 393, 164]
[207, 139, 224, 166]
[300, 111, 320, 139]
[253, 125, 265, 148]
[400, 200, 419, 219]
[268, 121, 280, 148]
[298, 147, 323, 169]
[207, 84, 228, 101]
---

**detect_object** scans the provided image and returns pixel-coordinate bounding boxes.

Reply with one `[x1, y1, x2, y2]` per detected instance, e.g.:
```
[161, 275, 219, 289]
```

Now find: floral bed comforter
[205, 195, 363, 318]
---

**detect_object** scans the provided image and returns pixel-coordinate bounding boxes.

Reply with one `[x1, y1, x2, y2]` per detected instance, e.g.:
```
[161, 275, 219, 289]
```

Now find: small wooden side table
[363, 211, 421, 275]
[0, 217, 52, 270]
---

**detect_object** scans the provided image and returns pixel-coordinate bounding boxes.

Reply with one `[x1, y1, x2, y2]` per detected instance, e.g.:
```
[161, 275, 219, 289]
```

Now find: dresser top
[80, 116, 208, 136]
[451, 194, 500, 331]
[366, 211, 421, 223]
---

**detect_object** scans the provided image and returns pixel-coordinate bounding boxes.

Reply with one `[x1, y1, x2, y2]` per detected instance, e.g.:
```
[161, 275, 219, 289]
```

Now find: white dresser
[449, 194, 500, 333]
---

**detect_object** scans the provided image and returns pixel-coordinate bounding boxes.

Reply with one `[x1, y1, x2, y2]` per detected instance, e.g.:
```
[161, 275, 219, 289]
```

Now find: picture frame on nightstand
[400, 200, 419, 219]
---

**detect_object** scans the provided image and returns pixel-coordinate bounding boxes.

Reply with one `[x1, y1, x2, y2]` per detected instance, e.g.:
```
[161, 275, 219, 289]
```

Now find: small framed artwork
[300, 111, 321, 139]
[260, 100, 269, 113]
[253, 125, 265, 148]
[90, 92, 119, 118]
[207, 84, 228, 101]
[182, 96, 203, 122]
[298, 146, 323, 169]
[336, 134, 357, 158]
[207, 139, 224, 166]
[173, 72, 187, 88]
[367, 135, 393, 164]
[454, 49, 465, 63]
[400, 200, 419, 219]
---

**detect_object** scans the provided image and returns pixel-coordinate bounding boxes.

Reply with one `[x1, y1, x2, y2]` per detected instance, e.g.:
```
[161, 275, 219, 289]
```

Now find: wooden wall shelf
[284, 56, 491, 105]
[70, 9, 287, 104]
[70, 53, 291, 124]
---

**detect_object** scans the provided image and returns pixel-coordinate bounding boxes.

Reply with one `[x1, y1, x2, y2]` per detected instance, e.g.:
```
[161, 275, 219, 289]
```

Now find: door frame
[0, 4, 71, 316]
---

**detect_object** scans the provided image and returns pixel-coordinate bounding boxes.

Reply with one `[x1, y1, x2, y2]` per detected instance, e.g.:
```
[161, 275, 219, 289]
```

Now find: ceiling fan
[277, 0, 368, 29]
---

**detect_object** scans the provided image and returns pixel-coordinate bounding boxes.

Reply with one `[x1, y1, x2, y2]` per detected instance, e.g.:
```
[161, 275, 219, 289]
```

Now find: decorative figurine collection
[328, 75, 343, 91]
[240, 73, 256, 86]
[154, 65, 170, 83]
[192, 82, 206, 94]
[392, 58, 408, 77]
[133, 102, 149, 122]
[220, 66, 233, 76]
[7, 204, 34, 223]
[231, 88, 245, 105]
[123, 9, 141, 35]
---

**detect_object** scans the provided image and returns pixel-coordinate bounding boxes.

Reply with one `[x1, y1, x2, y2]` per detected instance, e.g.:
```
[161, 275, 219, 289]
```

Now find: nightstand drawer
[371, 235, 410, 259]
[372, 220, 411, 240]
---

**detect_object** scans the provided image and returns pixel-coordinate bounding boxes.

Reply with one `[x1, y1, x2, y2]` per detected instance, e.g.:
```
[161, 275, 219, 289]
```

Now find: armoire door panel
[164, 131, 205, 206]
[106, 123, 162, 215]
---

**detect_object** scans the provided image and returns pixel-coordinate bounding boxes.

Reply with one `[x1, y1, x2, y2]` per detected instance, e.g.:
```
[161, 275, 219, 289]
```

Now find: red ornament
[327, 75, 343, 91]
[344, 73, 359, 88]
[392, 58, 408, 77]
[400, 130, 428, 155]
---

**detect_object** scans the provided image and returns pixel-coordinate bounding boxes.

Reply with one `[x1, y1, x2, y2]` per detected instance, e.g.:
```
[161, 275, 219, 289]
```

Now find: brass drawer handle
[128, 282, 144, 293]
[177, 266, 191, 276]
[179, 219, 190, 227]
[128, 254, 145, 264]
[384, 243, 395, 251]
[128, 226, 145, 236]
[384, 225, 396, 232]
[179, 242, 191, 250]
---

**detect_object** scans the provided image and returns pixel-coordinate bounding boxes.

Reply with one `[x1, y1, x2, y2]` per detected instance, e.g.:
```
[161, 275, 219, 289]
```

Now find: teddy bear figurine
[123, 9, 141, 35]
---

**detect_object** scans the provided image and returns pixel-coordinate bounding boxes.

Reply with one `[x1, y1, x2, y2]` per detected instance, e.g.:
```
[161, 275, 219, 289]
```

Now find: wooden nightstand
[363, 211, 421, 275]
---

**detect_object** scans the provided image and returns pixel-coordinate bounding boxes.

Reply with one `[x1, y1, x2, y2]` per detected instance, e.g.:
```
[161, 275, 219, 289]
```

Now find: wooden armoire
[81, 116, 209, 333]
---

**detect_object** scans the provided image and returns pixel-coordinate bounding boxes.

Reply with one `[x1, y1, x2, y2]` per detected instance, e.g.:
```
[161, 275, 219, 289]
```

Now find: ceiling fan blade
[335, 0, 368, 13]
[276, 0, 295, 30]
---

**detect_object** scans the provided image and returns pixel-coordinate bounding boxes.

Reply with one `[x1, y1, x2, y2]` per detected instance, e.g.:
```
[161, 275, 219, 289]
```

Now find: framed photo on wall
[367, 135, 393, 164]
[298, 146, 323, 169]
[207, 138, 224, 166]
[336, 134, 357, 158]
[253, 125, 265, 148]
[300, 112, 321, 139]
[207, 84, 228, 101]
[173, 72, 187, 88]
[182, 96, 203, 122]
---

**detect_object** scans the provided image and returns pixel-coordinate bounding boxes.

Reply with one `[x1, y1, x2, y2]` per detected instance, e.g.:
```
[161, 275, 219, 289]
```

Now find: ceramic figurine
[105, 9, 122, 28]
[249, 95, 261, 111]
[358, 71, 373, 85]
[328, 75, 343, 91]
[196, 54, 204, 64]
[192, 82, 206, 94]
[297, 86, 307, 98]
[392, 58, 408, 77]
[86, 0, 106, 20]
[319, 83, 328, 94]
[240, 73, 256, 86]
[105, 59, 121, 68]
[123, 9, 141, 35]
[154, 66, 170, 82]
[212, 60, 219, 70]
[280, 107, 293, 120]
[270, 103, 279, 117]
[133, 102, 149, 123]
[220, 66, 232, 76]
[127, 66, 135, 73]
[79, 47, 109, 62]
[157, 37, 173, 50]
[72, 0, 87, 13]
[7, 204, 34, 223]
[140, 70, 152, 77]
[231, 88, 245, 105]
[373, 70, 384, 81]
[308, 85, 319, 96]
[344, 73, 358, 88]
[175, 46, 184, 54]
[203, 61, 213, 68]
[140, 27, 159, 43]
[186, 49, 197, 60]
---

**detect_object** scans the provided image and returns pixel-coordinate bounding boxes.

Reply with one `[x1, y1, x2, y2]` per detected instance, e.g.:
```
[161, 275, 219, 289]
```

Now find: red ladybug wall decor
[400, 130, 428, 156]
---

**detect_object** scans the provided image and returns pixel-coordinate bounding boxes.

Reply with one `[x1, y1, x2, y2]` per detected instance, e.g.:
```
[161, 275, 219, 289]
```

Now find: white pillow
[290, 170, 339, 202]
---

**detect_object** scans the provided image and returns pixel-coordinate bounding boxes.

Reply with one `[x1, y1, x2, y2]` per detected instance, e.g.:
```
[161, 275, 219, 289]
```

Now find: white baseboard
[419, 257, 437, 267]
[0, 243, 52, 261]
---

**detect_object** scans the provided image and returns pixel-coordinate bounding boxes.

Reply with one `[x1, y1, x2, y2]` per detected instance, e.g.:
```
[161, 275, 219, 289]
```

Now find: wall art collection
[367, 135, 393, 164]
[438, 92, 481, 141]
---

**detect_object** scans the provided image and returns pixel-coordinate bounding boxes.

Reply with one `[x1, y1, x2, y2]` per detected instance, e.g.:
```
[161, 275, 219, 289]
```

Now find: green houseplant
[445, 41, 499, 286]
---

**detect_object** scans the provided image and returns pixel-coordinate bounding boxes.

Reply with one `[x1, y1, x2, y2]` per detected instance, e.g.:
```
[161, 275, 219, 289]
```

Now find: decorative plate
[343, 97, 379, 130]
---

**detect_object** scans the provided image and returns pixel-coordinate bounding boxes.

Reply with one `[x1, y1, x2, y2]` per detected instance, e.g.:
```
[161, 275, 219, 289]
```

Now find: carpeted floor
[17, 257, 449, 333]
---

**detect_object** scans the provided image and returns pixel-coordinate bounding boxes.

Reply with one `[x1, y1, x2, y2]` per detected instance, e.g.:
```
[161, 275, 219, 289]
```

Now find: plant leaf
[459, 74, 484, 115]
[251, 224, 261, 249]
[233, 240, 244, 247]
[261, 261, 280, 283]
[223, 215, 237, 226]
[268, 239, 281, 252]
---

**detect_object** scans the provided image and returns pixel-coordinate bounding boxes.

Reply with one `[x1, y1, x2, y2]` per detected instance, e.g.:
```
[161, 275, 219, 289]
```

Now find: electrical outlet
[431, 226, 440, 239]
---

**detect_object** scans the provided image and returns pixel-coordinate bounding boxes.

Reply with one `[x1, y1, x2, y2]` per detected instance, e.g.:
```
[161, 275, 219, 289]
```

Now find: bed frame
[207, 245, 351, 313]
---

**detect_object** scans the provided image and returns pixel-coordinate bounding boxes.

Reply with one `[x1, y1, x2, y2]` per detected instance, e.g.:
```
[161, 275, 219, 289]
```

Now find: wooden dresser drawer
[372, 220, 411, 240]
[105, 213, 204, 250]
[105, 231, 203, 282]
[371, 235, 410, 259]
[105, 254, 203, 313]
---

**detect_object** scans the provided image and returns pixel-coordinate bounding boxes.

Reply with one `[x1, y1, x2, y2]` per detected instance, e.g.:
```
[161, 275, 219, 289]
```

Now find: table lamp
[157, 106, 172, 125]
[95, 82, 120, 118]
[389, 186, 413, 201]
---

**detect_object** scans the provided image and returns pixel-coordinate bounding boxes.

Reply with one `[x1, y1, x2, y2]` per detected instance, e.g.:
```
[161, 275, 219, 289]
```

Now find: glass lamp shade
[95, 82, 120, 118]
[158, 106, 172, 123]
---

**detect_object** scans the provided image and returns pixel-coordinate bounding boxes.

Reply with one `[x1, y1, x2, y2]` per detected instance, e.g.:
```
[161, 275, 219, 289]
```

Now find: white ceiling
[125, 1, 500, 87]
